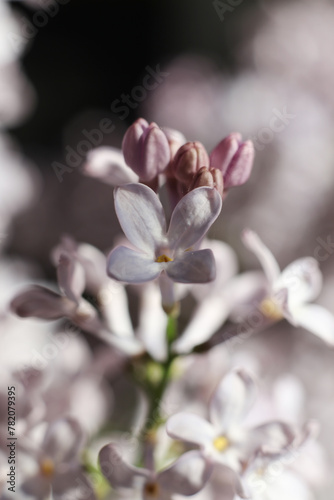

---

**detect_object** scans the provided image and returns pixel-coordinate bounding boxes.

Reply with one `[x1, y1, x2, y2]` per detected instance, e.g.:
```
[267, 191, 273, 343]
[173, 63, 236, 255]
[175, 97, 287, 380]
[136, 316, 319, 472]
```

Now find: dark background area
[10, 0, 261, 153]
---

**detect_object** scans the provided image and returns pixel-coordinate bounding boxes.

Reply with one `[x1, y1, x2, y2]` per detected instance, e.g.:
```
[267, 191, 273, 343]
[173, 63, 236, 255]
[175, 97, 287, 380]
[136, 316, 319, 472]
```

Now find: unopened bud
[162, 127, 186, 162]
[122, 118, 170, 181]
[172, 141, 209, 184]
[190, 166, 224, 197]
[210, 133, 254, 189]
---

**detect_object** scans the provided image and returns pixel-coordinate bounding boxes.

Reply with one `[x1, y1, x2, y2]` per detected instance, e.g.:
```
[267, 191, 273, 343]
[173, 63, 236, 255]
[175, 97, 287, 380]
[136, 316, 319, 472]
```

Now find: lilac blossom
[99, 444, 212, 500]
[107, 183, 222, 285]
[242, 229, 334, 344]
[21, 417, 96, 500]
[167, 370, 293, 473]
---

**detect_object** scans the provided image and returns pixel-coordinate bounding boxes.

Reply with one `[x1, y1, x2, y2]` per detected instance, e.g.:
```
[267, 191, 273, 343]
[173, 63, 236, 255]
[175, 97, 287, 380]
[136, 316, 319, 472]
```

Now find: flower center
[213, 435, 229, 452]
[259, 297, 283, 321]
[144, 481, 160, 498]
[40, 457, 55, 477]
[156, 254, 173, 263]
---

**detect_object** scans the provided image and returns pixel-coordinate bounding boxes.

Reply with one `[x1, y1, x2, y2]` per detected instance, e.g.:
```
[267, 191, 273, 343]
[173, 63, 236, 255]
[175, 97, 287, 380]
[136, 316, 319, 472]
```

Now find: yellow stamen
[156, 254, 173, 263]
[259, 297, 283, 321]
[40, 458, 55, 477]
[144, 481, 160, 498]
[213, 435, 229, 452]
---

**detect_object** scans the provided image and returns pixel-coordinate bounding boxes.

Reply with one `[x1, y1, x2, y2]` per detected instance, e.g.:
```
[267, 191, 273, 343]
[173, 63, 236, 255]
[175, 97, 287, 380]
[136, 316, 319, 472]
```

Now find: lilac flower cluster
[6, 115, 334, 500]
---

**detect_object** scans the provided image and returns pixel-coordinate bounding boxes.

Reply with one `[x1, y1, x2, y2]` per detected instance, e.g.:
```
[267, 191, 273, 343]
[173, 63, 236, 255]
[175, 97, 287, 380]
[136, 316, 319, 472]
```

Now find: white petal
[166, 412, 215, 447]
[158, 451, 213, 496]
[173, 296, 230, 354]
[276, 258, 322, 307]
[210, 370, 256, 433]
[168, 187, 222, 252]
[107, 246, 161, 283]
[115, 183, 166, 254]
[191, 239, 239, 300]
[166, 249, 216, 284]
[83, 146, 139, 185]
[289, 303, 334, 345]
[99, 444, 150, 489]
[52, 469, 96, 500]
[42, 417, 83, 464]
[136, 283, 168, 362]
[57, 253, 85, 304]
[99, 280, 134, 338]
[242, 230, 280, 287]
[10, 285, 73, 319]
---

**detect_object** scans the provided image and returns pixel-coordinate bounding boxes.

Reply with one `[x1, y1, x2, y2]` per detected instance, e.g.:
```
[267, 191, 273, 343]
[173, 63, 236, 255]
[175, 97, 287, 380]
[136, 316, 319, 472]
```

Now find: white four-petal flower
[242, 229, 334, 345]
[166, 370, 257, 473]
[107, 184, 222, 284]
[99, 444, 212, 500]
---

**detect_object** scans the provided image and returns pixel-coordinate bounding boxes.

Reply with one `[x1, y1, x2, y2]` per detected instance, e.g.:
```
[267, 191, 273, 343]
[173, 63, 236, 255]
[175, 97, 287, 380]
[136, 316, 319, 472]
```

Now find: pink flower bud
[172, 141, 209, 185]
[210, 133, 255, 189]
[122, 118, 171, 181]
[190, 166, 224, 197]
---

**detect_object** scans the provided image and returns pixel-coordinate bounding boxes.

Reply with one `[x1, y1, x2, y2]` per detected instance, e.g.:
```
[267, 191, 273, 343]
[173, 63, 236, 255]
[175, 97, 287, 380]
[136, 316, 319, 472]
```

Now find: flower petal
[167, 187, 222, 252]
[242, 230, 281, 287]
[42, 417, 84, 465]
[98, 444, 150, 489]
[276, 258, 323, 306]
[136, 283, 168, 362]
[173, 296, 230, 354]
[52, 469, 96, 500]
[210, 370, 257, 433]
[21, 475, 50, 500]
[191, 239, 239, 300]
[107, 246, 161, 283]
[166, 412, 215, 447]
[57, 253, 86, 304]
[83, 146, 139, 185]
[158, 450, 213, 497]
[166, 249, 216, 284]
[114, 183, 166, 254]
[10, 285, 73, 319]
[289, 303, 334, 345]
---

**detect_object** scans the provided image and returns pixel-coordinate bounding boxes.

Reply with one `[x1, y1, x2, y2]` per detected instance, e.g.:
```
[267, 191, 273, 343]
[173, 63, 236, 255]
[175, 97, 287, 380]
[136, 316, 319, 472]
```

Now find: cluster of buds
[122, 119, 254, 199]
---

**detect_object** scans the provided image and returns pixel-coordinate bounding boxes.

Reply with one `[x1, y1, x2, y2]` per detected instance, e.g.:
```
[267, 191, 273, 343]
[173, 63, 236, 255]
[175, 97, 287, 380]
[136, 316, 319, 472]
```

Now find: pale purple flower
[99, 443, 212, 500]
[235, 422, 318, 500]
[21, 418, 96, 500]
[122, 118, 171, 181]
[107, 184, 222, 285]
[242, 229, 334, 344]
[167, 370, 293, 473]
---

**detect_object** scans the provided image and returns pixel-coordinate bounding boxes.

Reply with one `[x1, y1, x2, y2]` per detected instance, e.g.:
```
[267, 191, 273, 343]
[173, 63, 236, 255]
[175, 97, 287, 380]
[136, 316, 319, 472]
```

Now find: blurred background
[2, 1, 334, 497]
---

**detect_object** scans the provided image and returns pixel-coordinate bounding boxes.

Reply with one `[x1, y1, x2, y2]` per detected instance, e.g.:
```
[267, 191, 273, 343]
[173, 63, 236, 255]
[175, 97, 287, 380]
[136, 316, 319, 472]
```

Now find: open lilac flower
[242, 230, 334, 344]
[167, 370, 293, 473]
[21, 417, 96, 500]
[99, 444, 212, 500]
[107, 184, 222, 285]
[235, 422, 318, 500]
